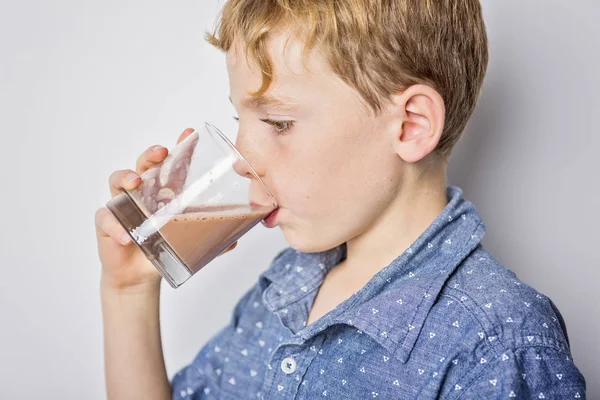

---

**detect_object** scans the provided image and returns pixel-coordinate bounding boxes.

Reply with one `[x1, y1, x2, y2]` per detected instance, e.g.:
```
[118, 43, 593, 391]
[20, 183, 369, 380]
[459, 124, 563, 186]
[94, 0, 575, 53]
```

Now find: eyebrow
[229, 95, 300, 112]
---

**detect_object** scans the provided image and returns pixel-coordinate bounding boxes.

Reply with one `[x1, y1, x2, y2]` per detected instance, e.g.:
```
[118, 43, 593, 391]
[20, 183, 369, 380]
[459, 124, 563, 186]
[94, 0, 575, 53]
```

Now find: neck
[341, 166, 448, 278]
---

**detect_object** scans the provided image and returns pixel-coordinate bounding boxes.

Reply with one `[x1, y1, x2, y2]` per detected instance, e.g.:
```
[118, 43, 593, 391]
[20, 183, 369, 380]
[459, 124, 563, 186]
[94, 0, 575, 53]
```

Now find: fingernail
[126, 173, 139, 183]
[152, 145, 164, 152]
[120, 232, 132, 245]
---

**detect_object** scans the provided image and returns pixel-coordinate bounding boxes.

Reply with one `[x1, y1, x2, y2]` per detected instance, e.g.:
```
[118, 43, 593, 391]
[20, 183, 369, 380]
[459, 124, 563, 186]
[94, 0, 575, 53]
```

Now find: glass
[106, 123, 277, 288]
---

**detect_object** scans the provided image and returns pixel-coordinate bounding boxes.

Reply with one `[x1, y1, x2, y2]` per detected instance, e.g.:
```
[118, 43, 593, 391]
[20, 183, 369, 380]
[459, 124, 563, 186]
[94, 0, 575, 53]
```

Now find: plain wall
[0, 0, 597, 398]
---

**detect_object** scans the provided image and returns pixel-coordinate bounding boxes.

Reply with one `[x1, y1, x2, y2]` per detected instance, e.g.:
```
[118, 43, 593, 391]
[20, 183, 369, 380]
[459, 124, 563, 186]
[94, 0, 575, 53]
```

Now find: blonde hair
[207, 0, 489, 158]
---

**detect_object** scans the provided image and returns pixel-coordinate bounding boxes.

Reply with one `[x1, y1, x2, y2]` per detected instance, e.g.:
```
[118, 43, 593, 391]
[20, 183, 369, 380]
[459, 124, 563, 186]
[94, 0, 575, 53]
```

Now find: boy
[95, 0, 587, 398]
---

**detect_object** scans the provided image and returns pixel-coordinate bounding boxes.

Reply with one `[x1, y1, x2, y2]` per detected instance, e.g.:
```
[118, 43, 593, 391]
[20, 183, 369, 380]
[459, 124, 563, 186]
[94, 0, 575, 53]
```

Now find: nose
[231, 129, 276, 208]
[232, 127, 267, 179]
[233, 154, 276, 209]
[232, 157, 254, 179]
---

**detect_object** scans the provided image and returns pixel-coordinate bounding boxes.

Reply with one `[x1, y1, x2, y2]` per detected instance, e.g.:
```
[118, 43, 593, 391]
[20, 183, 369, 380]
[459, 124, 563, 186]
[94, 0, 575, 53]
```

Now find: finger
[134, 127, 195, 175]
[135, 145, 168, 175]
[108, 169, 141, 197]
[95, 207, 132, 245]
[220, 241, 238, 255]
[176, 128, 195, 145]
[163, 131, 199, 194]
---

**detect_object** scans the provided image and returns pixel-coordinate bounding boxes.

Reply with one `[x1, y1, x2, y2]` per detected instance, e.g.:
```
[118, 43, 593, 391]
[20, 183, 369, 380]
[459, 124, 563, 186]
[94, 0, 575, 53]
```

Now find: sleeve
[460, 346, 587, 399]
[170, 285, 257, 400]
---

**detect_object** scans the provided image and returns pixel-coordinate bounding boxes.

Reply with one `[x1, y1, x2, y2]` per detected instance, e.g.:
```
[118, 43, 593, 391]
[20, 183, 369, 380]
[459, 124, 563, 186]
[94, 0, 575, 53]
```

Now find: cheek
[274, 138, 399, 251]
[265, 108, 399, 250]
[275, 157, 331, 212]
[280, 177, 389, 253]
[275, 119, 394, 212]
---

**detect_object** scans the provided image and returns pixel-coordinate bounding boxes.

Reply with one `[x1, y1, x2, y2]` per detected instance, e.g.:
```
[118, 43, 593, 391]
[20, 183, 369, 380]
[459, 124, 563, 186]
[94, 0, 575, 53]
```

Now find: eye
[260, 118, 294, 135]
[233, 116, 239, 122]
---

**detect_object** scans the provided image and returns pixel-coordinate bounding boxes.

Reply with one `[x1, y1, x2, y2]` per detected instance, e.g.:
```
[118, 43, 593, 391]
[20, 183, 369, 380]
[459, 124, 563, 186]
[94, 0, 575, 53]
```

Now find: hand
[95, 128, 237, 293]
[135, 129, 199, 214]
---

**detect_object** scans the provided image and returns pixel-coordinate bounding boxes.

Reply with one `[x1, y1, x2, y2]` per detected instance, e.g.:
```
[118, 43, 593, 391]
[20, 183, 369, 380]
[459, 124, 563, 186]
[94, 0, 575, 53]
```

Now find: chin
[281, 225, 344, 254]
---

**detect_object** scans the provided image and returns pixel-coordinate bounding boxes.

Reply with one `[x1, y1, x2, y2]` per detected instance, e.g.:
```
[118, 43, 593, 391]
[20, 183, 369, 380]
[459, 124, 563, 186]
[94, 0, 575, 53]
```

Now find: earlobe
[392, 85, 445, 163]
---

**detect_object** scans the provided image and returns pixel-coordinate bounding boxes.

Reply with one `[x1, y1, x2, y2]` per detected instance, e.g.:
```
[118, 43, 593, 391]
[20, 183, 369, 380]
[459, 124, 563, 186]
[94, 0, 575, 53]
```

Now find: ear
[389, 84, 445, 163]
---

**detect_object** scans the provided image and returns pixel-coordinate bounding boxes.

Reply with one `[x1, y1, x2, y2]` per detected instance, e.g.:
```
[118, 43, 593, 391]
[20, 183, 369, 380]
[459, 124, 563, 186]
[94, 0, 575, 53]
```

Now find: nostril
[232, 158, 250, 178]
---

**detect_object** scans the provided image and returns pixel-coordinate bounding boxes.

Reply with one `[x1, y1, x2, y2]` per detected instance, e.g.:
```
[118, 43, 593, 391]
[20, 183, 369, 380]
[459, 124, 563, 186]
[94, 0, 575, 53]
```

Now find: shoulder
[436, 246, 570, 349]
[421, 246, 586, 396]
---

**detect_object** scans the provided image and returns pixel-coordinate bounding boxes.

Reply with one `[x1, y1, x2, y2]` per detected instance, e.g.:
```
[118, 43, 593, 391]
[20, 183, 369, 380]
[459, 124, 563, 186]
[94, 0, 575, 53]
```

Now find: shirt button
[280, 357, 297, 374]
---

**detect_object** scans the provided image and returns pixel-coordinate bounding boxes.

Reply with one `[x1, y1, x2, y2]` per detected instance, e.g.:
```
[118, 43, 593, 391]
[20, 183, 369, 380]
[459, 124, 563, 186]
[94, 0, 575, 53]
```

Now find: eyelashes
[233, 116, 294, 135]
[260, 118, 294, 134]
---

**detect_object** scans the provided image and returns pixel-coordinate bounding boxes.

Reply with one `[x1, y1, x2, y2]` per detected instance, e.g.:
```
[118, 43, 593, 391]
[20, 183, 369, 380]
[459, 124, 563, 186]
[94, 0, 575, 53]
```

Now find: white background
[0, 0, 598, 398]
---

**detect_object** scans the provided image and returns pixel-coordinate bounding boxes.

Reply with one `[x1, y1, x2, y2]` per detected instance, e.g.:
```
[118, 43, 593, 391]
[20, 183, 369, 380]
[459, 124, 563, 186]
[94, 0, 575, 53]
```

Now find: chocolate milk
[157, 204, 272, 274]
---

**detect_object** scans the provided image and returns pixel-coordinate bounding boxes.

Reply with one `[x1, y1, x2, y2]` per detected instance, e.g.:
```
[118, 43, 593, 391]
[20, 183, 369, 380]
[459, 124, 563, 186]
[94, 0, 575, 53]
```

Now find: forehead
[225, 31, 371, 116]
[226, 32, 331, 93]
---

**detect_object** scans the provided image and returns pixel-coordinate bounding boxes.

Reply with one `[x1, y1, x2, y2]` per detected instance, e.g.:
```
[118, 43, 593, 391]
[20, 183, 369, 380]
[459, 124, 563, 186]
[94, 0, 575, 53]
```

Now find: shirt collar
[258, 185, 486, 363]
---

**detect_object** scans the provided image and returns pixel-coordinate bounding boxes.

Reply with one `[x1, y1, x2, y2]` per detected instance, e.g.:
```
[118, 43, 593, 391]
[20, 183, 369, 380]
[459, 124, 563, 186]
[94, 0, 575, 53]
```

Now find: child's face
[227, 33, 404, 253]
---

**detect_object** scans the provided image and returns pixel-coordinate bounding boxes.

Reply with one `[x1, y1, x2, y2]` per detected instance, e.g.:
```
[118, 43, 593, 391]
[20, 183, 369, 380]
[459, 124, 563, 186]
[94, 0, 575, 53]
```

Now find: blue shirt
[171, 186, 587, 399]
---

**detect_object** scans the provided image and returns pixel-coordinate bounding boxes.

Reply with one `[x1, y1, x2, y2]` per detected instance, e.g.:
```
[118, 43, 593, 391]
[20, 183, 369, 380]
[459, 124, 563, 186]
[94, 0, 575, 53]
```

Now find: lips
[261, 208, 280, 228]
